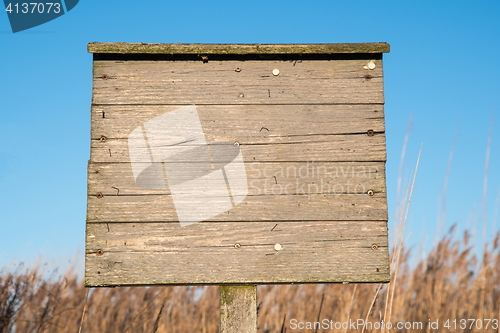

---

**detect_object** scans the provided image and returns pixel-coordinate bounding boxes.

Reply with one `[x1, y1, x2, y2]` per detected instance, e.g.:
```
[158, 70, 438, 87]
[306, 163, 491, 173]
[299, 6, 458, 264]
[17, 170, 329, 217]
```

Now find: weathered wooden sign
[85, 43, 390, 287]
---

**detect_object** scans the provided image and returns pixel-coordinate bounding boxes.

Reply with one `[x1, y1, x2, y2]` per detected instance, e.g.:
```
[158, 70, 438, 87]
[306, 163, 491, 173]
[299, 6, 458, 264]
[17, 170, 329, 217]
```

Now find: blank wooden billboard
[85, 42, 390, 287]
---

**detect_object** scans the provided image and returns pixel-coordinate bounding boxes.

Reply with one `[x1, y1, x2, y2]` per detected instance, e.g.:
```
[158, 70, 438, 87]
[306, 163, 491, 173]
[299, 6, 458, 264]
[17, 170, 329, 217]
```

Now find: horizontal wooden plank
[88, 161, 386, 196]
[86, 192, 388, 223]
[88, 42, 390, 55]
[92, 60, 384, 105]
[90, 133, 386, 163]
[85, 221, 389, 286]
[91, 104, 385, 141]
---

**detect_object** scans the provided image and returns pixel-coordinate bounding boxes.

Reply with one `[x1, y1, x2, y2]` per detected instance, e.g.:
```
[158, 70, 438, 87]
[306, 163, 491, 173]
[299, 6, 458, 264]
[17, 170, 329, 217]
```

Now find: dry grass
[0, 226, 499, 332]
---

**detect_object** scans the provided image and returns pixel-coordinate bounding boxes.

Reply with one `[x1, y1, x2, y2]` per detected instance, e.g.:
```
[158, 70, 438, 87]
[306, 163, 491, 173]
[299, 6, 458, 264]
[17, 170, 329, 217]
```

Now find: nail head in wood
[367, 190, 374, 196]
[234, 243, 241, 248]
[235, 67, 241, 72]
[102, 74, 108, 80]
[363, 61, 376, 70]
[371, 244, 378, 250]
[367, 129, 374, 136]
[96, 192, 103, 199]
[274, 243, 282, 251]
[97, 249, 104, 256]
[272, 69, 280, 76]
[100, 135, 107, 142]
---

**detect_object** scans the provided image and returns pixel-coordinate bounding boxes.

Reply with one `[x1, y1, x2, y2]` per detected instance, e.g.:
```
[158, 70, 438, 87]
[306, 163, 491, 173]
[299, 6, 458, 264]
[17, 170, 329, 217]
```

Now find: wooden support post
[220, 285, 257, 333]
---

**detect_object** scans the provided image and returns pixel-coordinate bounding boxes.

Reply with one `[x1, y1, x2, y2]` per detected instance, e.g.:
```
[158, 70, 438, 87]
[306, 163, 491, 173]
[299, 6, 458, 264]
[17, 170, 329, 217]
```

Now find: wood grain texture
[88, 162, 386, 196]
[91, 104, 385, 141]
[88, 42, 390, 55]
[90, 134, 386, 163]
[220, 285, 257, 333]
[86, 193, 388, 223]
[86, 46, 390, 286]
[85, 221, 389, 286]
[92, 60, 384, 105]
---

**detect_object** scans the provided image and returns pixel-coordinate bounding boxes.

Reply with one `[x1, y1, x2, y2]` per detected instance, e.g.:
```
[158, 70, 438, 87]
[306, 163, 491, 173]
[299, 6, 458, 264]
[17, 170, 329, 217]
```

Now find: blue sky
[1, 0, 499, 270]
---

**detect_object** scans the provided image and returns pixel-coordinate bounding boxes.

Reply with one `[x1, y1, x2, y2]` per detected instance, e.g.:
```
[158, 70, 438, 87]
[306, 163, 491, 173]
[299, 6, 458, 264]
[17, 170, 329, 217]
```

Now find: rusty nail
[234, 141, 240, 147]
[367, 190, 374, 196]
[102, 74, 108, 80]
[371, 244, 378, 250]
[96, 192, 103, 199]
[100, 135, 107, 142]
[235, 67, 241, 72]
[97, 271, 101, 274]
[97, 249, 103, 255]
[239, 93, 244, 98]
[364, 75, 371, 80]
[367, 129, 374, 136]
[376, 268, 380, 272]
[234, 243, 241, 248]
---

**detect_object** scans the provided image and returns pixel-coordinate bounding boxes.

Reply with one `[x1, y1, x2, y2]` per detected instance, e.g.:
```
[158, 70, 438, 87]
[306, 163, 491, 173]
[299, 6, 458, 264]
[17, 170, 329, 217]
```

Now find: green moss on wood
[220, 285, 256, 305]
[88, 42, 390, 55]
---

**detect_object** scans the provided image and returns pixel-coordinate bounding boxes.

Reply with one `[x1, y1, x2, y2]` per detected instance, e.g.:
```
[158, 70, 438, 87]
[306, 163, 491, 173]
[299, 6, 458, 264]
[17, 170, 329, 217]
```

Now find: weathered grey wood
[91, 104, 385, 141]
[92, 60, 384, 105]
[90, 133, 386, 163]
[85, 42, 390, 287]
[88, 161, 386, 196]
[88, 42, 390, 55]
[85, 221, 389, 286]
[220, 285, 257, 333]
[86, 193, 387, 223]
